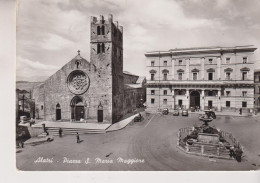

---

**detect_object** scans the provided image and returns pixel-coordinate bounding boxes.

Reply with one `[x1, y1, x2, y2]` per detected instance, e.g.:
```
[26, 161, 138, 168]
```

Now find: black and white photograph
[12, 0, 260, 173]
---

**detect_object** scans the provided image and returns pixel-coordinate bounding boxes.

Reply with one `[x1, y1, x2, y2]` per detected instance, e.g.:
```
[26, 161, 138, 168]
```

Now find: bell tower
[90, 14, 124, 123]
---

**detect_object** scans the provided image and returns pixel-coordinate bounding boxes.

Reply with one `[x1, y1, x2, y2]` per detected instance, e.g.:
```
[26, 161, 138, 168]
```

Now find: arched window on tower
[97, 44, 101, 54]
[101, 26, 105, 35]
[97, 26, 100, 35]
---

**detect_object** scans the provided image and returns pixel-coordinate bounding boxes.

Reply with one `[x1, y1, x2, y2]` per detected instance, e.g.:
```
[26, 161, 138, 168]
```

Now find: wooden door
[56, 109, 61, 120]
[75, 106, 84, 121]
[98, 109, 103, 122]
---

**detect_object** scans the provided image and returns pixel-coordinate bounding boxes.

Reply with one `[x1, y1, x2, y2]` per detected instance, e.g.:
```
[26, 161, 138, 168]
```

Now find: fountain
[177, 113, 243, 161]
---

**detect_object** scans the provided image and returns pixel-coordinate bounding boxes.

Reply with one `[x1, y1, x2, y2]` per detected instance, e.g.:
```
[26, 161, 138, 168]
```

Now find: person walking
[59, 128, 62, 137]
[239, 108, 242, 115]
[229, 146, 235, 158]
[19, 141, 24, 148]
[45, 129, 49, 136]
[76, 132, 80, 143]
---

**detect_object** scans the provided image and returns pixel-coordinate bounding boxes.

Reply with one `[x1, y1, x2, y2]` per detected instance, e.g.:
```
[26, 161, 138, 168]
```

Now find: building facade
[31, 15, 145, 123]
[145, 46, 257, 112]
[254, 69, 260, 112]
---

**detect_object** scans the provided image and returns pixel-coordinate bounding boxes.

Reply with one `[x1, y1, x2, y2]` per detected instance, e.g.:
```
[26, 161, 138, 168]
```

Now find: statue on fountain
[199, 110, 216, 125]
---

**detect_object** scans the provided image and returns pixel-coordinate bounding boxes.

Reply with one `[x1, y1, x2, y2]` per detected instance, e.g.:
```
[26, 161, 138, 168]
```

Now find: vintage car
[162, 108, 169, 115]
[134, 113, 143, 122]
[182, 109, 188, 116]
[173, 109, 179, 116]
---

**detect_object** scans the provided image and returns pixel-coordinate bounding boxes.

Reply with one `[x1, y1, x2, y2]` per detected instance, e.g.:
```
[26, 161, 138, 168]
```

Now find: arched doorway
[190, 90, 200, 108]
[70, 96, 85, 121]
[56, 103, 61, 120]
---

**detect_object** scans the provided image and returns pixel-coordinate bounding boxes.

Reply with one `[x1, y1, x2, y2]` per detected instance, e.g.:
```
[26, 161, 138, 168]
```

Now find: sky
[16, 0, 260, 82]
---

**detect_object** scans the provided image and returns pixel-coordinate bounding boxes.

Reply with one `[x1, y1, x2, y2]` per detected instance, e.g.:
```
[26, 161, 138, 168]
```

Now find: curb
[106, 113, 139, 132]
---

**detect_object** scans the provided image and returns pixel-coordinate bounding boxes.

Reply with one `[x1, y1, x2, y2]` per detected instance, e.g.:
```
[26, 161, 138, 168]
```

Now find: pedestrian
[59, 128, 62, 137]
[76, 132, 80, 143]
[229, 147, 235, 158]
[234, 146, 243, 162]
[29, 118, 34, 126]
[45, 129, 49, 136]
[239, 108, 242, 115]
[19, 141, 24, 148]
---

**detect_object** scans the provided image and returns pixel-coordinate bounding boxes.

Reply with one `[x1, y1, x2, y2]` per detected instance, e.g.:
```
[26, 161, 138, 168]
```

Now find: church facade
[32, 15, 145, 123]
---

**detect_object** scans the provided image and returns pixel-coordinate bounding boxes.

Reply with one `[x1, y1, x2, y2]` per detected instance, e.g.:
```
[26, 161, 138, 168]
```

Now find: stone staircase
[38, 127, 106, 137]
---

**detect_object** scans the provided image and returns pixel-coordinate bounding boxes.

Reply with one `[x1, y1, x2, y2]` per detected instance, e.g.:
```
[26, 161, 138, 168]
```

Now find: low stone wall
[220, 131, 243, 150]
[27, 126, 44, 138]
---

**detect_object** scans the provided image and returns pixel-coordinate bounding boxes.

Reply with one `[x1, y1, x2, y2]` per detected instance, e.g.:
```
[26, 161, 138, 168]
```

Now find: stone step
[45, 131, 106, 134]
[46, 128, 106, 132]
[38, 127, 106, 137]
[38, 131, 105, 137]
[47, 130, 105, 134]
[46, 130, 106, 133]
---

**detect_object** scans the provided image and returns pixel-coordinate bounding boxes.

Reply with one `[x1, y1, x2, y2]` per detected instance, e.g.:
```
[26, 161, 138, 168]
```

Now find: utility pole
[21, 94, 25, 116]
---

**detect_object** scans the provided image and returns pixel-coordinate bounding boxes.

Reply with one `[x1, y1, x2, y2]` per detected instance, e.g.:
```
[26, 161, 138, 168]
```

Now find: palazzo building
[145, 45, 257, 112]
[30, 15, 145, 123]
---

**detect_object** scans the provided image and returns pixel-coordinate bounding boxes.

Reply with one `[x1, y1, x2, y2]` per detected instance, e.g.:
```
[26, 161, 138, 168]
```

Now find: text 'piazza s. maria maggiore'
[34, 157, 145, 165]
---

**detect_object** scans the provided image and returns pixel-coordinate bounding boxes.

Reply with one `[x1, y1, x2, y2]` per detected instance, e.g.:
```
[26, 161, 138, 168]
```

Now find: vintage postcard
[15, 0, 260, 172]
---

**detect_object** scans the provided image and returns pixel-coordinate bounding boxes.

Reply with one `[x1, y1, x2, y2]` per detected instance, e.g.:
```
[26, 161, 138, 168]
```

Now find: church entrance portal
[71, 96, 85, 121]
[190, 91, 200, 108]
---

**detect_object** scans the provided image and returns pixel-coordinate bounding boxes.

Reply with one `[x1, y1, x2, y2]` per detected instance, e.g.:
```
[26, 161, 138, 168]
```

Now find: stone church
[32, 15, 145, 124]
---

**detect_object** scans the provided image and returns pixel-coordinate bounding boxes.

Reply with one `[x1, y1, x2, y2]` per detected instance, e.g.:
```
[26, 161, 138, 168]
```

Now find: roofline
[145, 45, 257, 57]
[123, 71, 139, 77]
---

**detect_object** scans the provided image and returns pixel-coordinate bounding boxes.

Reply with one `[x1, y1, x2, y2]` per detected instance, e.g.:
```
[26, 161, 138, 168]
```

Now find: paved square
[16, 114, 260, 171]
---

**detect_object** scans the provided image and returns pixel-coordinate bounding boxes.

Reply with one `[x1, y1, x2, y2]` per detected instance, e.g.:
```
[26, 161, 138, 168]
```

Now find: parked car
[173, 109, 179, 116]
[182, 109, 188, 116]
[162, 108, 169, 115]
[134, 113, 143, 122]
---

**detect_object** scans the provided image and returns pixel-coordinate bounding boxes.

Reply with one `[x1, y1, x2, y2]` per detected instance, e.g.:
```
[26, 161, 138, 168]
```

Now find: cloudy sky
[16, 0, 260, 81]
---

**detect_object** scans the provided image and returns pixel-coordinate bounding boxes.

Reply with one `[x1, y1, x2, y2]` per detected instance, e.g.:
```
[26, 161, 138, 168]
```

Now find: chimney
[108, 14, 113, 23]
[91, 16, 97, 23]
[100, 15, 104, 24]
